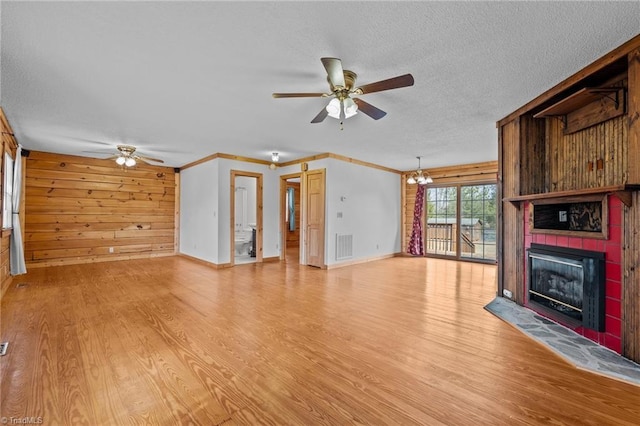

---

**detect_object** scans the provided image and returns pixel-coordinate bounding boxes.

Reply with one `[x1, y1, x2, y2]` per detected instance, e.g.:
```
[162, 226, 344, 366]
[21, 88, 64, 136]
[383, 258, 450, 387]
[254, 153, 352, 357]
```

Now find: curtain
[408, 184, 425, 256]
[10, 145, 26, 275]
[287, 187, 295, 231]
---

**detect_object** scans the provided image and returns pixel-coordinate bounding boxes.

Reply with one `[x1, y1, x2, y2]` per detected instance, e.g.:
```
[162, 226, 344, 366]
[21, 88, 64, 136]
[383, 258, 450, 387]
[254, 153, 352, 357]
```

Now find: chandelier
[406, 156, 433, 185]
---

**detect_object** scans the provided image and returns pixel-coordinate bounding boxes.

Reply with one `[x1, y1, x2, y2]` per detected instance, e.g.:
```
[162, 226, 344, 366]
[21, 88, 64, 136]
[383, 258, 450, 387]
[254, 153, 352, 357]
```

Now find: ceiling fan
[273, 57, 414, 124]
[108, 145, 165, 167]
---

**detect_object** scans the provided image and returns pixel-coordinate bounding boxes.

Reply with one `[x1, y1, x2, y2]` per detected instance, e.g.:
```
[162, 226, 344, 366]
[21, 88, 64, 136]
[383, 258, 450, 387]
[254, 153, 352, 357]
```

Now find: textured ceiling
[1, 1, 639, 171]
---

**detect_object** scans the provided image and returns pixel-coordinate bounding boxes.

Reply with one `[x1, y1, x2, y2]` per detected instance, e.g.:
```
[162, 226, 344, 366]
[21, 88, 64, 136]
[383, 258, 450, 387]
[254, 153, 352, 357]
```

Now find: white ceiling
[1, 1, 639, 171]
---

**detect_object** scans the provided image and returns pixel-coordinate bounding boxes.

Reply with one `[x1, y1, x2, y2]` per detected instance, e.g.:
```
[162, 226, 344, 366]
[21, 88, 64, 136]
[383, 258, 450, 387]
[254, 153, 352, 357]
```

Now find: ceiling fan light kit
[407, 156, 433, 185]
[113, 144, 164, 168]
[269, 152, 279, 170]
[273, 57, 414, 127]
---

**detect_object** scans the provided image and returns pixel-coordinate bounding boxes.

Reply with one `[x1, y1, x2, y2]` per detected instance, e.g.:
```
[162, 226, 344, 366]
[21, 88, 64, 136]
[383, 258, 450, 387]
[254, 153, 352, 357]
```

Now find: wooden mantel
[504, 184, 640, 207]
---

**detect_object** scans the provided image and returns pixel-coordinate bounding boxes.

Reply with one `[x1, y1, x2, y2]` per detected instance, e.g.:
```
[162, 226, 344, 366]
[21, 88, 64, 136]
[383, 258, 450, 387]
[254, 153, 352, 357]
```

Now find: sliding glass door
[425, 183, 496, 262]
[460, 184, 496, 261]
[425, 187, 457, 257]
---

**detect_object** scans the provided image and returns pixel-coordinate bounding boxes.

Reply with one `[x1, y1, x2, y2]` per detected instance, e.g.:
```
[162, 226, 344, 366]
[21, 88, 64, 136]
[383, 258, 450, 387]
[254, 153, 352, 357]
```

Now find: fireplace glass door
[529, 253, 584, 320]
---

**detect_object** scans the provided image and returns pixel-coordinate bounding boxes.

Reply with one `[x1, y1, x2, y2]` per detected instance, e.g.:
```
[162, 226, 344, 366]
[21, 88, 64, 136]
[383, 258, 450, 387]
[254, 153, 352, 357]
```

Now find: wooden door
[305, 169, 325, 268]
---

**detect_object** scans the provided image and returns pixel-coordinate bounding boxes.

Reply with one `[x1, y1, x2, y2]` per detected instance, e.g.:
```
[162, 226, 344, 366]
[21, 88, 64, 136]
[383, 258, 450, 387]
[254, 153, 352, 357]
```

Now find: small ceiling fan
[273, 57, 414, 124]
[109, 145, 164, 167]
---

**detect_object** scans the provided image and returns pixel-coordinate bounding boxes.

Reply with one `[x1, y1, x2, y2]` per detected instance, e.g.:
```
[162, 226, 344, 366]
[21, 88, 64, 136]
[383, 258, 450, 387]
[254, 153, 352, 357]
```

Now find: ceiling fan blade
[82, 149, 116, 155]
[272, 92, 327, 98]
[356, 73, 414, 95]
[136, 155, 164, 164]
[321, 57, 346, 89]
[353, 98, 387, 120]
[310, 107, 328, 123]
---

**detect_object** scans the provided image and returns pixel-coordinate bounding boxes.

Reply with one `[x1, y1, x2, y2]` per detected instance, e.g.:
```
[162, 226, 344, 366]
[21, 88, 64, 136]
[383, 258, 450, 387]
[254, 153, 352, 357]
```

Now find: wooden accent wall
[24, 151, 176, 267]
[285, 182, 300, 248]
[0, 108, 18, 298]
[623, 191, 640, 361]
[401, 161, 497, 255]
[519, 115, 546, 195]
[497, 35, 640, 362]
[498, 120, 524, 303]
[545, 113, 627, 192]
[628, 48, 640, 183]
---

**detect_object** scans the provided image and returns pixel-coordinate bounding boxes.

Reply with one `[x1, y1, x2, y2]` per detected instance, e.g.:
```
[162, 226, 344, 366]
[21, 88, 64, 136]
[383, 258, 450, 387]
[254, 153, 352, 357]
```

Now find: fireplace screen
[527, 244, 605, 330]
[529, 253, 583, 319]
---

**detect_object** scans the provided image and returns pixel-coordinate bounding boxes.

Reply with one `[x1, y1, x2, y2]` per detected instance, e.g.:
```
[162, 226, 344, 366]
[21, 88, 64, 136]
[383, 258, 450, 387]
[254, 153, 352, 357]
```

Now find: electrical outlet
[503, 289, 513, 299]
[109, 247, 114, 253]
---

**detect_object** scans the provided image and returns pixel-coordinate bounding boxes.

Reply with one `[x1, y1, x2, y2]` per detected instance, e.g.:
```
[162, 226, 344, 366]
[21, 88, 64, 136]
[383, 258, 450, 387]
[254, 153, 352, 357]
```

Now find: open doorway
[231, 171, 263, 266]
[280, 172, 301, 263]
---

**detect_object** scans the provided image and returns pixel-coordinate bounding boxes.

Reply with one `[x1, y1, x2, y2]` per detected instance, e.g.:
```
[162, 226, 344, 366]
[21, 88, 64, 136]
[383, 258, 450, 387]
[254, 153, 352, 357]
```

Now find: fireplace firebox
[527, 244, 605, 331]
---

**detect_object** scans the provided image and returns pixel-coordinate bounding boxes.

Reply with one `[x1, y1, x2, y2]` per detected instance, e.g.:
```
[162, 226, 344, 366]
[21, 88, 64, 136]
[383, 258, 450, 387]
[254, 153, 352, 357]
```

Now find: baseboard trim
[325, 253, 398, 270]
[178, 253, 232, 269]
[26, 252, 175, 269]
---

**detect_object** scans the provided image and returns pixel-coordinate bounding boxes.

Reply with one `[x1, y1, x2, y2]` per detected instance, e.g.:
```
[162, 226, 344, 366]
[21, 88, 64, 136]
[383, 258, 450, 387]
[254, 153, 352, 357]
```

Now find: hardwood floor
[1, 256, 638, 425]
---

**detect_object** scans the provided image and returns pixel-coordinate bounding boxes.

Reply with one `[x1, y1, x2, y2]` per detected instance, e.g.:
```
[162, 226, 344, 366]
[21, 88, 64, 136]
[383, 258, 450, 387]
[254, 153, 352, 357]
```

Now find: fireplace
[527, 244, 605, 331]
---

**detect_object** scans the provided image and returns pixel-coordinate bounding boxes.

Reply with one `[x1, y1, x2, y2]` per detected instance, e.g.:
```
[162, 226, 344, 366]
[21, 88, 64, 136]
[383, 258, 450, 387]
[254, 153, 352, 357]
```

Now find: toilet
[234, 228, 253, 255]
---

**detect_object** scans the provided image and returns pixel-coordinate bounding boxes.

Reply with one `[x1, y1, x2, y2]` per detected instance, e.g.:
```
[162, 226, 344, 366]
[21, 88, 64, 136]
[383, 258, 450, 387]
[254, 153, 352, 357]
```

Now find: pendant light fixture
[407, 156, 433, 185]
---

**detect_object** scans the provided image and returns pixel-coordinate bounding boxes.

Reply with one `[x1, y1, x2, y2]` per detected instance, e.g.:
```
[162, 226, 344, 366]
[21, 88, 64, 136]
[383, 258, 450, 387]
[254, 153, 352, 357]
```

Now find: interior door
[305, 169, 325, 268]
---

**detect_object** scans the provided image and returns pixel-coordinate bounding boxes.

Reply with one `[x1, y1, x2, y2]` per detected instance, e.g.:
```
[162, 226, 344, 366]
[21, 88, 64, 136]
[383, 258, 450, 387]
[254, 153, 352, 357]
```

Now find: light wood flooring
[1, 256, 639, 425]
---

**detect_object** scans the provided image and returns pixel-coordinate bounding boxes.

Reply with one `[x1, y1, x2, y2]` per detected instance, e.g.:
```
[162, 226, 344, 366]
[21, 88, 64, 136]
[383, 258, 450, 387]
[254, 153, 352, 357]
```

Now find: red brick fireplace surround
[523, 195, 623, 353]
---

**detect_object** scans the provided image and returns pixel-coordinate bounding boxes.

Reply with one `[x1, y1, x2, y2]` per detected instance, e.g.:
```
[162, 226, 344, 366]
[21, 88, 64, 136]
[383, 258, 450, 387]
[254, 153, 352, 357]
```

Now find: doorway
[424, 183, 497, 262]
[231, 171, 263, 265]
[280, 172, 301, 263]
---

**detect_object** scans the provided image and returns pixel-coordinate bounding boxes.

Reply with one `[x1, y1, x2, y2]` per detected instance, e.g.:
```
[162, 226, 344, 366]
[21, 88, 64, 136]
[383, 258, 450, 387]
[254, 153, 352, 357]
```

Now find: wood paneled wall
[623, 191, 640, 361]
[24, 151, 176, 267]
[498, 120, 524, 303]
[545, 113, 627, 192]
[401, 161, 497, 255]
[0, 108, 18, 298]
[497, 36, 640, 362]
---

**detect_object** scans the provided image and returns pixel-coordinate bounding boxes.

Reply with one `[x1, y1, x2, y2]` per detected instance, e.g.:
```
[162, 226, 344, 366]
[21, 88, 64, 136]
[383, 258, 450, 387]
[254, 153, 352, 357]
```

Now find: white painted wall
[278, 158, 401, 266]
[179, 159, 219, 262]
[180, 156, 401, 267]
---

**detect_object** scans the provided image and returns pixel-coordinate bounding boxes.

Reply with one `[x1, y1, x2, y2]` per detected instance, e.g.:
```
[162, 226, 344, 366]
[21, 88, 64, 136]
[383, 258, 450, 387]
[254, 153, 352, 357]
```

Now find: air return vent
[336, 234, 353, 260]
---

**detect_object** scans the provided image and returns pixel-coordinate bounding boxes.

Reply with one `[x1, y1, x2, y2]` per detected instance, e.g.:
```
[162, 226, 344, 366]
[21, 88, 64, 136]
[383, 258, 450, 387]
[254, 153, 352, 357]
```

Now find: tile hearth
[485, 297, 640, 386]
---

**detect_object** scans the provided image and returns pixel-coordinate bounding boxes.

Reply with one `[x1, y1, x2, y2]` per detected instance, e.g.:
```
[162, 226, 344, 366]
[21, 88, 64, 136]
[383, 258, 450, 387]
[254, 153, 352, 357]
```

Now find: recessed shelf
[533, 87, 621, 118]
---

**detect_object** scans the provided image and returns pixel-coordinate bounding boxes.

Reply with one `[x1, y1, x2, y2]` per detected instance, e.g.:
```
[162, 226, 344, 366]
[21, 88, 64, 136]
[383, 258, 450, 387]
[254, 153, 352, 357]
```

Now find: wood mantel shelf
[504, 184, 640, 207]
[533, 87, 621, 118]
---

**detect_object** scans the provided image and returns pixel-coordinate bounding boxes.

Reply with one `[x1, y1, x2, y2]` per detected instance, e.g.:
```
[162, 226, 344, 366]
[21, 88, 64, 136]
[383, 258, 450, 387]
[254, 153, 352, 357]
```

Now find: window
[2, 152, 13, 229]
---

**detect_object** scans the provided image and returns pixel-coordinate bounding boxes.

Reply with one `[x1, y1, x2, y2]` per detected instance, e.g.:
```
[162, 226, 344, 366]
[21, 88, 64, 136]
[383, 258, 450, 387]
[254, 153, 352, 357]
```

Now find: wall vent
[336, 234, 353, 260]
